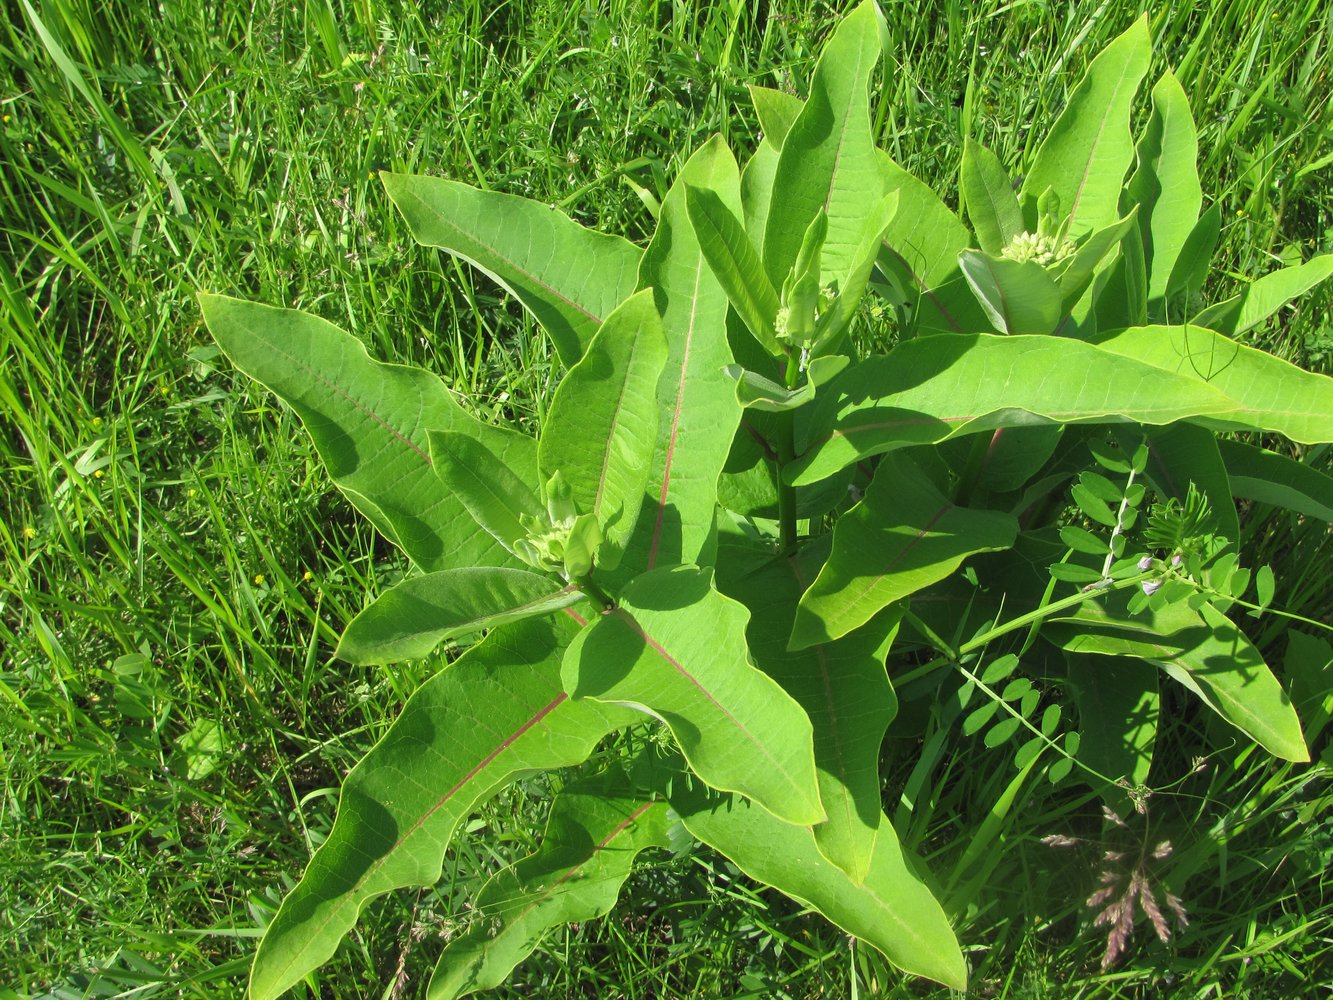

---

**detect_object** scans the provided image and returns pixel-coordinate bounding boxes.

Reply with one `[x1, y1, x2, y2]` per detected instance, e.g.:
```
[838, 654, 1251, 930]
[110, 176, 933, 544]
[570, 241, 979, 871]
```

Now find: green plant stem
[775, 351, 803, 556]
[952, 431, 993, 507]
[574, 573, 616, 611]
[897, 573, 1153, 686]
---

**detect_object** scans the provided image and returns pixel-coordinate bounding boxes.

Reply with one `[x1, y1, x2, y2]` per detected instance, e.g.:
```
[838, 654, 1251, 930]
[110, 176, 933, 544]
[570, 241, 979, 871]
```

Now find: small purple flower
[1141, 579, 1162, 596]
[1137, 556, 1154, 571]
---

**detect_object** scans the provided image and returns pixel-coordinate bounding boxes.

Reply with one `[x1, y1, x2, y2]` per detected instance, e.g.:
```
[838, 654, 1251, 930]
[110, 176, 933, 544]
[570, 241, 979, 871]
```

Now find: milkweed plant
[201, 4, 1333, 995]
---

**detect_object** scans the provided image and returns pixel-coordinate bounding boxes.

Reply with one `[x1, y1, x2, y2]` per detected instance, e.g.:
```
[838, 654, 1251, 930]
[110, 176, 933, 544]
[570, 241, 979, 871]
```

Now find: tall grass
[2, 0, 1330, 995]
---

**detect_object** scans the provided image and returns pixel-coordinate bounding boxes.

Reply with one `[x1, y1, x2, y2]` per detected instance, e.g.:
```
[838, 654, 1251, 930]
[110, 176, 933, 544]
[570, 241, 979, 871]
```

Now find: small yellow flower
[91, 416, 103, 428]
[22, 526, 36, 540]
[253, 573, 266, 585]
[94, 469, 105, 479]
[302, 570, 314, 581]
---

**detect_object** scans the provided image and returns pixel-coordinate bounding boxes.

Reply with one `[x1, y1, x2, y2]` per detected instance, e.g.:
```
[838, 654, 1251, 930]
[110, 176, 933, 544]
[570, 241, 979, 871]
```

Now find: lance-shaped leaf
[686, 180, 783, 356]
[430, 430, 544, 556]
[790, 333, 1237, 485]
[1020, 16, 1150, 238]
[562, 565, 824, 826]
[723, 355, 849, 413]
[813, 192, 899, 352]
[959, 251, 1062, 335]
[1128, 71, 1202, 305]
[717, 531, 900, 884]
[1190, 254, 1333, 336]
[764, 0, 885, 287]
[961, 138, 1024, 255]
[337, 568, 583, 664]
[623, 136, 745, 576]
[1162, 203, 1221, 322]
[380, 172, 642, 365]
[791, 453, 1017, 649]
[1138, 423, 1239, 544]
[1219, 439, 1333, 522]
[1046, 594, 1308, 762]
[428, 782, 669, 1000]
[874, 152, 990, 335]
[1067, 655, 1157, 792]
[748, 84, 804, 150]
[670, 787, 966, 990]
[1053, 209, 1138, 316]
[248, 614, 635, 1000]
[199, 294, 518, 573]
[1090, 324, 1333, 443]
[538, 289, 667, 570]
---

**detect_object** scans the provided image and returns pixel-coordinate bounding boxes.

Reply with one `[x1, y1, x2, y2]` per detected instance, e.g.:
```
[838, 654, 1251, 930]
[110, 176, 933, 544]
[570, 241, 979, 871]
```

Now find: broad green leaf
[538, 289, 667, 569]
[791, 453, 1017, 649]
[959, 425, 1065, 495]
[1285, 632, 1333, 746]
[625, 136, 745, 575]
[428, 781, 669, 1000]
[1046, 594, 1308, 762]
[1093, 217, 1147, 332]
[1054, 210, 1138, 315]
[873, 152, 991, 335]
[764, 0, 885, 287]
[199, 295, 517, 573]
[1067, 655, 1157, 791]
[1162, 203, 1220, 322]
[670, 787, 966, 990]
[790, 333, 1237, 485]
[718, 532, 900, 884]
[380, 172, 641, 365]
[1090, 324, 1333, 443]
[562, 565, 824, 826]
[723, 355, 849, 413]
[336, 568, 582, 664]
[959, 250, 1062, 335]
[1128, 72, 1202, 304]
[960, 138, 1024, 254]
[429, 430, 543, 556]
[716, 419, 853, 520]
[1021, 16, 1150, 238]
[248, 614, 634, 1000]
[748, 84, 805, 150]
[686, 181, 783, 355]
[740, 142, 780, 255]
[1191, 254, 1333, 336]
[1219, 440, 1333, 522]
[1139, 423, 1239, 543]
[813, 193, 899, 352]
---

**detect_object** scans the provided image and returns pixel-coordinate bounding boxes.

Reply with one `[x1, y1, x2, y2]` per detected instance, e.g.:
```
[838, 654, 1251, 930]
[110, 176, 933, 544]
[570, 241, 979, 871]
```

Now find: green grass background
[2, 0, 1331, 996]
